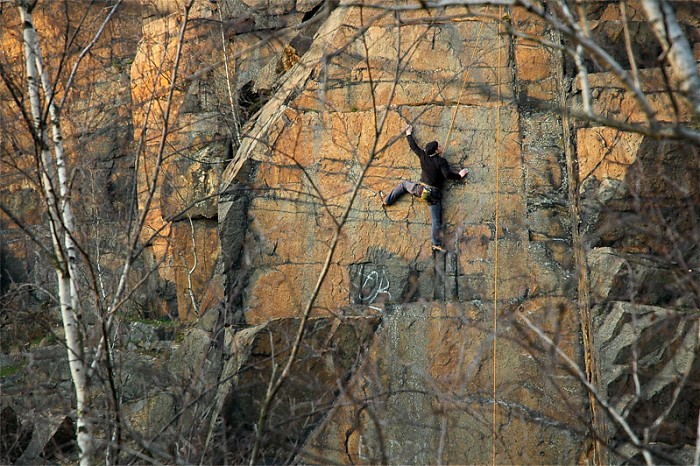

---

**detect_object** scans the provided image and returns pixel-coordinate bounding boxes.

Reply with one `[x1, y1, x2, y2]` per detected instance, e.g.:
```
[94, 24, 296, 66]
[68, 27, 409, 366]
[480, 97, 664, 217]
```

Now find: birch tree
[640, 0, 700, 118]
[3, 0, 125, 463]
[16, 1, 94, 463]
[1, 0, 206, 462]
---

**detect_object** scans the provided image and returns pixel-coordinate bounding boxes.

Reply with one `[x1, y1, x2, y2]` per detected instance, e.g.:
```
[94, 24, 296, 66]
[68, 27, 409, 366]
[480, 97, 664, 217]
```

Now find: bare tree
[0, 0, 197, 462]
[3, 1, 127, 462]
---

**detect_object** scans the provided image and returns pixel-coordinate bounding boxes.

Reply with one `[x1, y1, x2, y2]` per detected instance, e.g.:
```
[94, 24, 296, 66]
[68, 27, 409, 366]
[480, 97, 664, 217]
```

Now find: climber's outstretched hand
[459, 168, 469, 178]
[405, 125, 413, 136]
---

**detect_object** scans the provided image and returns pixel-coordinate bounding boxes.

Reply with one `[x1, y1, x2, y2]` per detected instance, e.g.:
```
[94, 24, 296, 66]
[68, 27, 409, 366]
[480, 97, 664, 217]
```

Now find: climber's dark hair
[425, 141, 438, 156]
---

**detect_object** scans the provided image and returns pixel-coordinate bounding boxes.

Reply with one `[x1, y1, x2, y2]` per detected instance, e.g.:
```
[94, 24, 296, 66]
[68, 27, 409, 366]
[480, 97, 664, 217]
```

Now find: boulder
[592, 301, 699, 446]
[204, 315, 379, 464]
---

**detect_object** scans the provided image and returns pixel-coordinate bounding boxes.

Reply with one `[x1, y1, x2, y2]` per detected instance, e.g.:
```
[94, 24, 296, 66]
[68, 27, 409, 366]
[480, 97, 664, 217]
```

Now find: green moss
[136, 348, 165, 358]
[128, 316, 178, 328]
[0, 362, 25, 378]
[29, 332, 58, 348]
[173, 330, 187, 344]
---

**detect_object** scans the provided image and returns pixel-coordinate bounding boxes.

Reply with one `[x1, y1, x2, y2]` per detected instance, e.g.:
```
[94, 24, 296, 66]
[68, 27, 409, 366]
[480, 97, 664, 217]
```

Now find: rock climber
[381, 125, 469, 252]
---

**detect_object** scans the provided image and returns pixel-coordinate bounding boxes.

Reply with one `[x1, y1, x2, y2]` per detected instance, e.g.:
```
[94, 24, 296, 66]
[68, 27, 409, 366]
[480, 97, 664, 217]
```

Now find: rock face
[302, 302, 585, 464]
[217, 1, 699, 463]
[216, 3, 588, 462]
[1, 0, 699, 463]
[209, 314, 380, 463]
[591, 301, 699, 445]
[220, 6, 530, 325]
[130, 0, 328, 320]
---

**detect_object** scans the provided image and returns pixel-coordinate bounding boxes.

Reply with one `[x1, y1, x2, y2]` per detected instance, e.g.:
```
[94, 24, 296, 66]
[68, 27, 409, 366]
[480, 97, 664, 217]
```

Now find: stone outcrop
[130, 0, 329, 320]
[576, 4, 700, 459]
[217, 1, 699, 462]
[0, 320, 178, 464]
[583, 131, 700, 452]
[0, 344, 77, 464]
[591, 301, 699, 445]
[1, 0, 699, 463]
[206, 314, 379, 463]
[302, 302, 586, 464]
[0, 307, 378, 464]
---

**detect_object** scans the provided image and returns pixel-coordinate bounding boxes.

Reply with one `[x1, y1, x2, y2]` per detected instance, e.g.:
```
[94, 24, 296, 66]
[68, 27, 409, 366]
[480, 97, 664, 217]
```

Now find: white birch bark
[641, 0, 700, 119]
[18, 3, 94, 464]
[29, 2, 81, 315]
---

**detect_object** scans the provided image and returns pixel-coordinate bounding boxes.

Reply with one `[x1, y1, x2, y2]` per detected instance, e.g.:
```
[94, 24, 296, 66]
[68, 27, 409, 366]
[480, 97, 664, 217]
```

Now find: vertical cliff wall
[220, 6, 535, 323]
[217, 3, 590, 462]
[217, 2, 699, 463]
[129, 0, 331, 320]
[1, 0, 698, 463]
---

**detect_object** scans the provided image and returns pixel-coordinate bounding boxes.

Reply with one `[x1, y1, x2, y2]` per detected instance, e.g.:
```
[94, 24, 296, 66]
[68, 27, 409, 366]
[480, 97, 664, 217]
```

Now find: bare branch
[59, 0, 124, 111]
[641, 0, 700, 119]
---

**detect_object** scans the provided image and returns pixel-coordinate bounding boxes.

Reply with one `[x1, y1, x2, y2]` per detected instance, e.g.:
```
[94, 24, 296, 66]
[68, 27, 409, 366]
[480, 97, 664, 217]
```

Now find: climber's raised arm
[405, 125, 424, 158]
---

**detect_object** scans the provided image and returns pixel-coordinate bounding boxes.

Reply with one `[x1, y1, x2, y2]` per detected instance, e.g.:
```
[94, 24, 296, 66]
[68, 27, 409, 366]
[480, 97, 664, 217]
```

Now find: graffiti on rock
[349, 263, 391, 308]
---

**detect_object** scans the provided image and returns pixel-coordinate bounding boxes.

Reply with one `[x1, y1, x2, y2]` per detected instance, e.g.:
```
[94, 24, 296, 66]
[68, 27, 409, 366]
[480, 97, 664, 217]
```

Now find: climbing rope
[437, 10, 500, 461]
[443, 11, 488, 154]
[492, 7, 503, 466]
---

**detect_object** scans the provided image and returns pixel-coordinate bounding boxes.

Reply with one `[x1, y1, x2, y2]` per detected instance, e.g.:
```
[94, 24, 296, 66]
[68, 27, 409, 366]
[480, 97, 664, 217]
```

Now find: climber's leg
[429, 199, 443, 248]
[384, 180, 417, 205]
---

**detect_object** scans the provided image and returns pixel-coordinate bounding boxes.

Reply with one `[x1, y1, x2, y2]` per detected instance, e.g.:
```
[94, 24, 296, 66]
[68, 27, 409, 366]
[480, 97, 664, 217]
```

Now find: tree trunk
[18, 3, 94, 464]
[641, 0, 700, 119]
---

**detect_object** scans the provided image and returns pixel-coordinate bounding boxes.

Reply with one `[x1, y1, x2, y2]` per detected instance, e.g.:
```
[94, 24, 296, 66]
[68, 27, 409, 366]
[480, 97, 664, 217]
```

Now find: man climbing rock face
[381, 125, 469, 252]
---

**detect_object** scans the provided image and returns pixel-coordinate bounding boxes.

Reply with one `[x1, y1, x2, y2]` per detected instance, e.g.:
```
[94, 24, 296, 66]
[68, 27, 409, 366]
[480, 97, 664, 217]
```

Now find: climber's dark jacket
[407, 134, 462, 190]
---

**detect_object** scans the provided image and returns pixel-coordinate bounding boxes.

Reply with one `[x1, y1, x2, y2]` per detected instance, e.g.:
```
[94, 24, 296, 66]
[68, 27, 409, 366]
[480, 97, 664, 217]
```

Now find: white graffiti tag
[350, 265, 391, 307]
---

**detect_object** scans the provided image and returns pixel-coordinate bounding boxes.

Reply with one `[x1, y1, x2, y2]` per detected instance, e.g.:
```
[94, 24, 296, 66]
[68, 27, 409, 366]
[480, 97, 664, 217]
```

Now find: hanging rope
[492, 7, 503, 466]
[443, 10, 488, 153]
